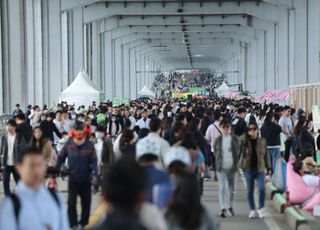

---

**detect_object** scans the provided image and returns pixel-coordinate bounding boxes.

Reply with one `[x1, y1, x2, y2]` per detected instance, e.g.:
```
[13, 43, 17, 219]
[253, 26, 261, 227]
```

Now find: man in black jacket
[0, 119, 27, 196]
[232, 107, 247, 137]
[40, 112, 62, 142]
[56, 121, 98, 229]
[15, 113, 33, 144]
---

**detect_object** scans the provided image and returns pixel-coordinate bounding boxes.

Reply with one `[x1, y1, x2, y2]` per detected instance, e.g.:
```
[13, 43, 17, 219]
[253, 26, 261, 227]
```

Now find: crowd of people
[0, 96, 319, 230]
[153, 72, 227, 98]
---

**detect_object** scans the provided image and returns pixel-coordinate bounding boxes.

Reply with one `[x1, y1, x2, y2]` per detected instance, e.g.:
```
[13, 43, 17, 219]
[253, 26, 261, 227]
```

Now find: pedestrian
[153, 146, 192, 210]
[90, 159, 148, 230]
[0, 148, 69, 230]
[214, 118, 239, 218]
[278, 106, 294, 162]
[39, 112, 62, 142]
[136, 136, 170, 204]
[232, 107, 247, 137]
[260, 113, 282, 174]
[239, 121, 271, 219]
[294, 117, 316, 160]
[205, 110, 222, 181]
[56, 121, 98, 230]
[15, 113, 33, 143]
[143, 118, 170, 169]
[165, 172, 220, 230]
[136, 109, 151, 129]
[12, 104, 23, 118]
[0, 119, 27, 196]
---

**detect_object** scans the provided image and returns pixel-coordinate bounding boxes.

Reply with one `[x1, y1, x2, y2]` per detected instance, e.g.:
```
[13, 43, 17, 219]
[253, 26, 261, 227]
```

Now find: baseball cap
[164, 146, 191, 168]
[136, 136, 161, 159]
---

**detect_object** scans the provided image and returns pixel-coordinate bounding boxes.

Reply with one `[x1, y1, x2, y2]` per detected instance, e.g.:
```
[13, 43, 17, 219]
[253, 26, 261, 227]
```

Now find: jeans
[267, 147, 281, 174]
[217, 170, 237, 210]
[3, 165, 20, 196]
[244, 170, 265, 211]
[68, 181, 92, 227]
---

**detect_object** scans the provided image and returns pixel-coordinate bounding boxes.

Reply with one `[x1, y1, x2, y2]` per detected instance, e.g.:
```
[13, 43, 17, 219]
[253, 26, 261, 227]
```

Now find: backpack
[8, 188, 60, 223]
[96, 113, 106, 126]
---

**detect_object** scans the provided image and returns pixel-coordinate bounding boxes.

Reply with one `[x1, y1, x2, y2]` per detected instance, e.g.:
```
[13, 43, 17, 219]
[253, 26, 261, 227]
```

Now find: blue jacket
[56, 138, 98, 183]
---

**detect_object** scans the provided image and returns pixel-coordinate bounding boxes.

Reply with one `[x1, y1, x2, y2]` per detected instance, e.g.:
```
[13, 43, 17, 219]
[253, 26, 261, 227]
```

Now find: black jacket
[39, 120, 62, 141]
[260, 123, 282, 147]
[91, 208, 147, 230]
[296, 127, 316, 158]
[0, 133, 27, 168]
[233, 117, 247, 136]
[16, 122, 33, 144]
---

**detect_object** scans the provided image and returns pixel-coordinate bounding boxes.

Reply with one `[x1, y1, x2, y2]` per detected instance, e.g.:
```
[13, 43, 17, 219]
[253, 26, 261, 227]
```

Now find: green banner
[189, 87, 206, 93]
[122, 98, 130, 106]
[112, 98, 121, 106]
[112, 98, 130, 106]
[99, 93, 105, 102]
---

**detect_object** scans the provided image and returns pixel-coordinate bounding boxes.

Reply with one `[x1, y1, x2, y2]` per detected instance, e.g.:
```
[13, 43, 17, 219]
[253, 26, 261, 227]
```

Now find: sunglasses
[248, 127, 258, 131]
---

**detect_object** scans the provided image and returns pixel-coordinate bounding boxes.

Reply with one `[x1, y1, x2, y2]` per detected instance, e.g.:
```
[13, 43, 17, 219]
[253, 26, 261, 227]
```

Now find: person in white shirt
[278, 106, 293, 162]
[0, 119, 27, 196]
[0, 148, 69, 230]
[123, 108, 136, 130]
[53, 110, 65, 145]
[136, 109, 151, 129]
[143, 118, 170, 169]
[205, 111, 222, 180]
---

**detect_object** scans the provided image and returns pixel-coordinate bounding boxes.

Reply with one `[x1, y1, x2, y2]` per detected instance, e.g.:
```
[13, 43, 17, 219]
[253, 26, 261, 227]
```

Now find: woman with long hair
[165, 172, 220, 230]
[239, 121, 271, 219]
[29, 127, 44, 149]
[294, 117, 316, 160]
[119, 127, 136, 160]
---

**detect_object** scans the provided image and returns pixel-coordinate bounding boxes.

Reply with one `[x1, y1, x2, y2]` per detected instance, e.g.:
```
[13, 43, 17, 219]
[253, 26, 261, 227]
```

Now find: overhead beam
[100, 14, 270, 32]
[120, 32, 254, 44]
[83, 1, 285, 23]
[110, 25, 255, 39]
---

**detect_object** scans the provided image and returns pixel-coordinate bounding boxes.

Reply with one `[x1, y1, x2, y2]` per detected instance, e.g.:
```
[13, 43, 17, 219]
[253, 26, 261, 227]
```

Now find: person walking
[278, 106, 294, 162]
[0, 119, 27, 196]
[165, 172, 220, 230]
[40, 112, 62, 142]
[214, 118, 239, 218]
[56, 121, 98, 230]
[239, 121, 271, 219]
[260, 113, 282, 174]
[0, 148, 69, 230]
[15, 113, 33, 144]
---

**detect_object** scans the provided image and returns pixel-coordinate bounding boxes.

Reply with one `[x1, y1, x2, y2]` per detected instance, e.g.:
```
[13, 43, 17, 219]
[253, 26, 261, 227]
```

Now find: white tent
[60, 71, 100, 108]
[215, 81, 230, 96]
[138, 85, 155, 98]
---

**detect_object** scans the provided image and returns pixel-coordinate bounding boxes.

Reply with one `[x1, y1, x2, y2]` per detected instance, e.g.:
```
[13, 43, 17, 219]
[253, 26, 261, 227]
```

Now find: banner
[112, 98, 130, 106]
[312, 105, 320, 132]
[122, 98, 130, 106]
[99, 93, 105, 102]
[112, 98, 121, 107]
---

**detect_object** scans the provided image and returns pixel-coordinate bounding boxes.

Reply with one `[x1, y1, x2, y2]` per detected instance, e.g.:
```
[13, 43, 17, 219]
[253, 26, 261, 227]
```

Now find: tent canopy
[138, 85, 155, 98]
[215, 81, 230, 96]
[60, 71, 100, 108]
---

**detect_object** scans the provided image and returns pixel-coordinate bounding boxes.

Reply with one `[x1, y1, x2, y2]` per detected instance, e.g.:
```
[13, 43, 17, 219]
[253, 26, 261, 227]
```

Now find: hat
[164, 146, 191, 168]
[136, 136, 161, 159]
[140, 108, 148, 113]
